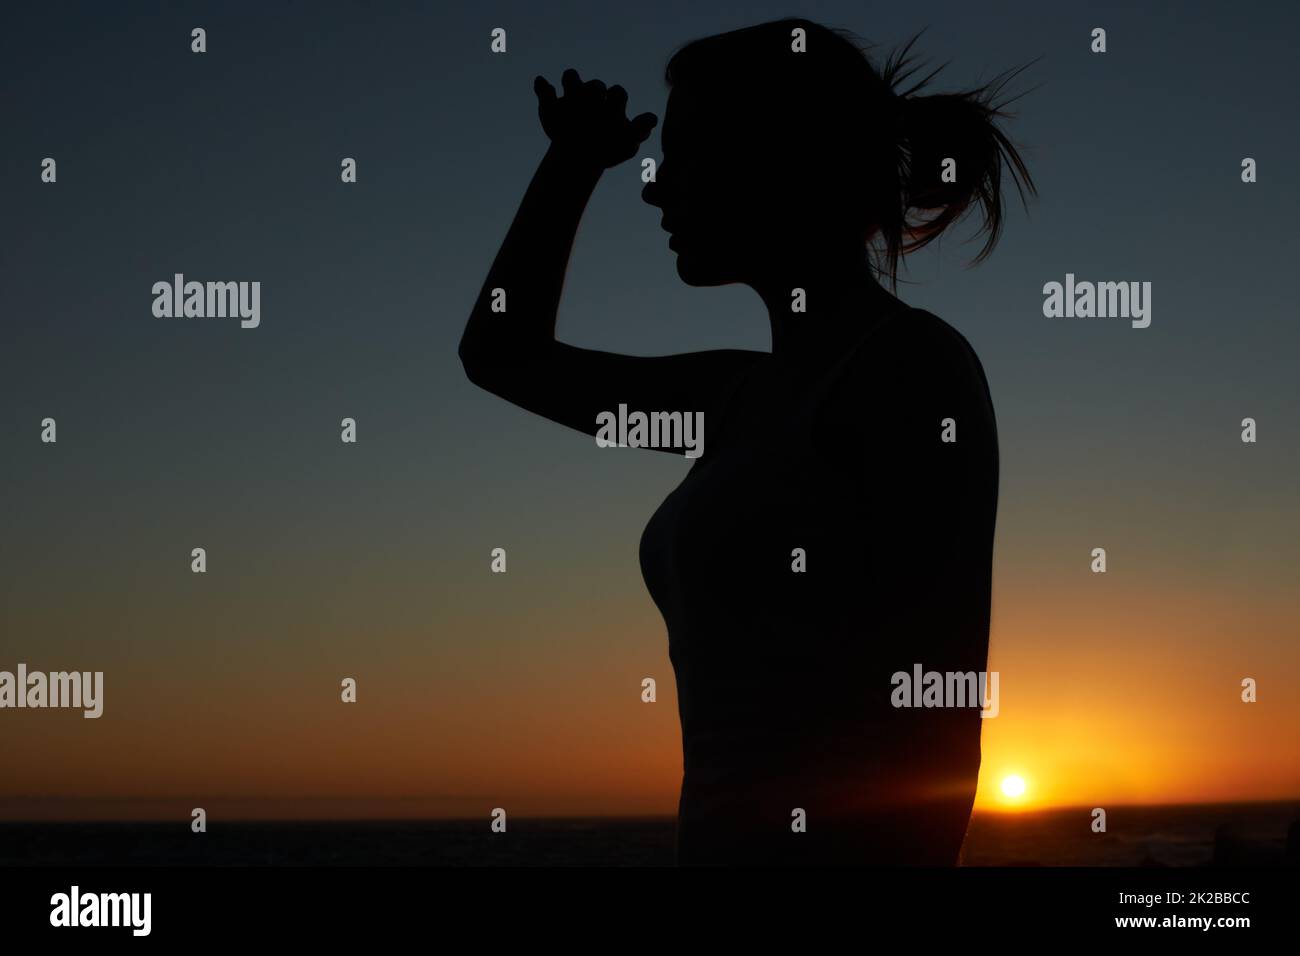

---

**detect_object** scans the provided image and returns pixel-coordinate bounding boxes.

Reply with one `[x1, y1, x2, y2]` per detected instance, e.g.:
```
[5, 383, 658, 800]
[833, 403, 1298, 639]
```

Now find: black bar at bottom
[0, 864, 1289, 942]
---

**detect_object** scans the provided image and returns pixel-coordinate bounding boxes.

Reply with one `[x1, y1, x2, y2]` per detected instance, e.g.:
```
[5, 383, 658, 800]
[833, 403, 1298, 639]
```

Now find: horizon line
[2, 795, 1298, 826]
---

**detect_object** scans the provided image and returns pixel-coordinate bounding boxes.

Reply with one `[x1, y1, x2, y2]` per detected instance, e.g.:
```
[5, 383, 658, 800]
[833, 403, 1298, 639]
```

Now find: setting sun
[1001, 775, 1027, 799]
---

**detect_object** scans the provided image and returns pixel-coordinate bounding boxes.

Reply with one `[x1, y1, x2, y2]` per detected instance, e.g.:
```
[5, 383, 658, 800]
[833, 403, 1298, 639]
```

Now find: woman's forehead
[664, 87, 739, 146]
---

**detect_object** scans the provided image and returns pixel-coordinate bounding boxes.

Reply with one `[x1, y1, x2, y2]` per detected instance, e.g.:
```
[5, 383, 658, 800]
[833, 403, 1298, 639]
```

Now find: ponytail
[877, 34, 1037, 283]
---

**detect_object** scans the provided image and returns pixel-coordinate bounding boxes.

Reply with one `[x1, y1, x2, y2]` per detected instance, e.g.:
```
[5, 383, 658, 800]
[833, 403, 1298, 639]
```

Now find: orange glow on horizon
[2, 571, 1298, 821]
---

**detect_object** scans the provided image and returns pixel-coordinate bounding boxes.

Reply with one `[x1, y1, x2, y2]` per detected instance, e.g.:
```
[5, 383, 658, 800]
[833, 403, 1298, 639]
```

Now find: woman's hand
[535, 69, 658, 170]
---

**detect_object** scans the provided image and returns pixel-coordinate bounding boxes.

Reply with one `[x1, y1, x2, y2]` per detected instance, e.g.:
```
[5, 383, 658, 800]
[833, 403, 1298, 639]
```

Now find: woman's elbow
[458, 320, 492, 381]
[459, 341, 491, 389]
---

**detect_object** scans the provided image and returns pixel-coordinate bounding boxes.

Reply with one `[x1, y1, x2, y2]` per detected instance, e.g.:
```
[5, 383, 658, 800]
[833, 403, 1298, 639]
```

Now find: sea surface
[1, 802, 1295, 867]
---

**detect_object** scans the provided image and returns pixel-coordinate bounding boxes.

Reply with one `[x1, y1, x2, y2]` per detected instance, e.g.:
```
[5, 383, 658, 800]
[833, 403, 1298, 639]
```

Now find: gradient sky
[2, 0, 1298, 821]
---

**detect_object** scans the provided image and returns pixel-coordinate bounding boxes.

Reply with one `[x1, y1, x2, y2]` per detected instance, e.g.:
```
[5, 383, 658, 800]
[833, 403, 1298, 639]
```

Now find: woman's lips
[662, 219, 696, 252]
[666, 229, 692, 251]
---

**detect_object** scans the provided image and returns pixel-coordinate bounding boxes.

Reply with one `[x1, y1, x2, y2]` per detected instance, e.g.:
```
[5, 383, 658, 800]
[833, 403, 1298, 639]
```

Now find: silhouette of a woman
[460, 18, 1033, 865]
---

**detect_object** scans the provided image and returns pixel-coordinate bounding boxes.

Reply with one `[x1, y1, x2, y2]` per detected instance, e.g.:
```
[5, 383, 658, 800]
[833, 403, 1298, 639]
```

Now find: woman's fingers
[534, 75, 557, 104]
[538, 71, 654, 164]
[630, 112, 659, 141]
[550, 72, 635, 114]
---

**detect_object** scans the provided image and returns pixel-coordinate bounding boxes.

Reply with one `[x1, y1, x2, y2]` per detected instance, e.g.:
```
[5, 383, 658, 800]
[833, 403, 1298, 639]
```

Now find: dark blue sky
[2, 1, 1297, 815]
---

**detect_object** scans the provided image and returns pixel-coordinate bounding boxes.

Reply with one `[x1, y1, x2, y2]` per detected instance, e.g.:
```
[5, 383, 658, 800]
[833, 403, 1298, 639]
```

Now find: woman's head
[642, 18, 1035, 288]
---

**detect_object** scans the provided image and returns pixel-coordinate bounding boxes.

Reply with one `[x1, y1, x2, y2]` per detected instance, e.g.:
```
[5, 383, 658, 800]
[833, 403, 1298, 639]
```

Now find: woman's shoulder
[819, 304, 997, 447]
[816, 304, 998, 471]
[842, 305, 991, 399]
[874, 306, 981, 363]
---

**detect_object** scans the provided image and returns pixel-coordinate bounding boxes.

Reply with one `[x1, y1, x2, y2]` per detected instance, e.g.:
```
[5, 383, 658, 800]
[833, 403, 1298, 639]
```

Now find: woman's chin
[674, 252, 733, 287]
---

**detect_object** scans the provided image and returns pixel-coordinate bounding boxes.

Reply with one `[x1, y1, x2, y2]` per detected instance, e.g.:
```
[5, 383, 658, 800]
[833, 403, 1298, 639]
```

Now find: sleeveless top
[638, 307, 1000, 865]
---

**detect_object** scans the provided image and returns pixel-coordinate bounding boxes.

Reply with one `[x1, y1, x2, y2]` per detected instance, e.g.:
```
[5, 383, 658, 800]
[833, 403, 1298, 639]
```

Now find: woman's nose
[641, 177, 661, 208]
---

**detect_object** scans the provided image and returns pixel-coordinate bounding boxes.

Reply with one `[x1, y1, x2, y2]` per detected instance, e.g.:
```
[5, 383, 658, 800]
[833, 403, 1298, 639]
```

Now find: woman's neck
[750, 254, 901, 356]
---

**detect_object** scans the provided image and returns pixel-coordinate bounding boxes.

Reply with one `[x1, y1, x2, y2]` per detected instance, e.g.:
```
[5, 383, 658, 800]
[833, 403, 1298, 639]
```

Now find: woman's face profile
[644, 88, 777, 287]
[645, 85, 851, 288]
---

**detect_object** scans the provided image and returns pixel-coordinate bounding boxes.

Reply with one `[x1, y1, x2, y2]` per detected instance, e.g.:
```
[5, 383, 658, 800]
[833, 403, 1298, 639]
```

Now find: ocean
[1, 802, 1295, 867]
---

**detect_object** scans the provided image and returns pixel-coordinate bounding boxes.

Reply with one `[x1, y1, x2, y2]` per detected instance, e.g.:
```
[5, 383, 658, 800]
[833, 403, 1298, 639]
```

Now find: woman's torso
[639, 306, 1000, 864]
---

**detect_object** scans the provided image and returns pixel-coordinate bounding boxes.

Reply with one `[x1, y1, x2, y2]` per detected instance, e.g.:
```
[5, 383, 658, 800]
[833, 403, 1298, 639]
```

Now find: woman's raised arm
[459, 71, 761, 455]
